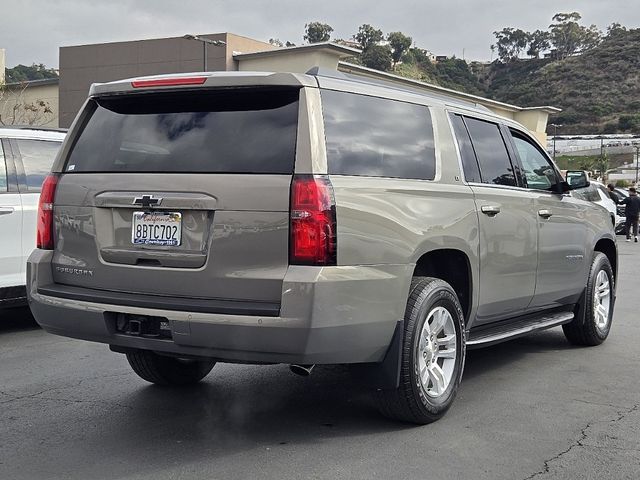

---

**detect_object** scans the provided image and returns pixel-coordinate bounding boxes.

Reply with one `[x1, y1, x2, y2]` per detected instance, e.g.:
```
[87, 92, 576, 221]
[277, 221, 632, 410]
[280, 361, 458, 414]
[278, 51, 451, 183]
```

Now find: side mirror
[564, 170, 590, 190]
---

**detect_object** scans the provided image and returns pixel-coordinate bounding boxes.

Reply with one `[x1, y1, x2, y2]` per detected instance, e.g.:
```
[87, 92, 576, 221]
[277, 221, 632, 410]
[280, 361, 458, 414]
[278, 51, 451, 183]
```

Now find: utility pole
[183, 34, 226, 71]
[635, 145, 640, 186]
[549, 123, 562, 160]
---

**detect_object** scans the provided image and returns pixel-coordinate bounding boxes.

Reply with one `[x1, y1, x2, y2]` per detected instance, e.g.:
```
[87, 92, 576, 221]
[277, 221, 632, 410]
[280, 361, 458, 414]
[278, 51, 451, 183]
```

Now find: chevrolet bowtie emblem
[132, 195, 162, 208]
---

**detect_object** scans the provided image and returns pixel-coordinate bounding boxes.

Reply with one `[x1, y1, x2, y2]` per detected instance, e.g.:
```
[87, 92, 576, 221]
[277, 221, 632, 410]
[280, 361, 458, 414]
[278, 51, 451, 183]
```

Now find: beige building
[0, 48, 59, 127]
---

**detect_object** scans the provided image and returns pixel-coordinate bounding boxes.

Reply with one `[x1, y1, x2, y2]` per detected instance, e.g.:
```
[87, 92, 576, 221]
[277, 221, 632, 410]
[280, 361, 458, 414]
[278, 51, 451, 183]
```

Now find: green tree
[618, 114, 640, 131]
[361, 44, 393, 71]
[492, 28, 529, 62]
[269, 38, 295, 48]
[549, 12, 602, 59]
[5, 63, 58, 83]
[387, 31, 413, 66]
[526, 30, 551, 58]
[595, 152, 609, 178]
[303, 22, 333, 43]
[354, 24, 384, 50]
[578, 156, 595, 171]
[606, 22, 627, 39]
[409, 47, 431, 65]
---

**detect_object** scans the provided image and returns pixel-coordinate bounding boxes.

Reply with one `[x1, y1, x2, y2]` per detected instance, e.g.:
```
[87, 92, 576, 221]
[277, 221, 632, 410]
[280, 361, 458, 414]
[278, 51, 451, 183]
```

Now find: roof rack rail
[0, 125, 67, 133]
[305, 65, 487, 112]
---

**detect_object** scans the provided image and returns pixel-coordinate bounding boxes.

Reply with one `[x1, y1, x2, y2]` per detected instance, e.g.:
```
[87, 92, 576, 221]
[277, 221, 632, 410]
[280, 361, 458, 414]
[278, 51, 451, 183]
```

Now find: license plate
[132, 211, 181, 246]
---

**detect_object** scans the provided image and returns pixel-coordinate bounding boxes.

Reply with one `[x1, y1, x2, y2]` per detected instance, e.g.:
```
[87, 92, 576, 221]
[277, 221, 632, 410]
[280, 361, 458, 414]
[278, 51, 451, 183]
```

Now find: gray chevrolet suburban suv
[27, 70, 617, 424]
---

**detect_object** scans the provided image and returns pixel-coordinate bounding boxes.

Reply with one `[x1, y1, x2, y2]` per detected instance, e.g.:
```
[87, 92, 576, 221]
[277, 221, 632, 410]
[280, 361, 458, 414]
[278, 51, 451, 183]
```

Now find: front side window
[510, 131, 558, 191]
[463, 117, 516, 187]
[322, 90, 436, 180]
[16, 139, 62, 191]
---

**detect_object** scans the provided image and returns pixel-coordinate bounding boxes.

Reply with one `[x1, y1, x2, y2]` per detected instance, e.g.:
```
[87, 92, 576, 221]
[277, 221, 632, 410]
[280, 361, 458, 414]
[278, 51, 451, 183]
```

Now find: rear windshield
[65, 88, 299, 174]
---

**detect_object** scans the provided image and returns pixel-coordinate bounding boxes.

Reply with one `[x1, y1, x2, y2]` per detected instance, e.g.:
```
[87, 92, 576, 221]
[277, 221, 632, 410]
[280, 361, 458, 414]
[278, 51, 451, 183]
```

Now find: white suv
[0, 127, 65, 307]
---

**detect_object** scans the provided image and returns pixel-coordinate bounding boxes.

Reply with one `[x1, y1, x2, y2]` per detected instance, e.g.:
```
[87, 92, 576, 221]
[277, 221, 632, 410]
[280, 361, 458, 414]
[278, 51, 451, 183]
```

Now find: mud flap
[350, 320, 404, 390]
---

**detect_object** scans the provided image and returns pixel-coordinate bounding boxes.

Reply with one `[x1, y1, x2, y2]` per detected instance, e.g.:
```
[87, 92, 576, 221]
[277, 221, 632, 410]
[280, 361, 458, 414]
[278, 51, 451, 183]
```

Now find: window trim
[459, 115, 521, 188]
[0, 139, 19, 194]
[447, 112, 481, 185]
[505, 127, 563, 194]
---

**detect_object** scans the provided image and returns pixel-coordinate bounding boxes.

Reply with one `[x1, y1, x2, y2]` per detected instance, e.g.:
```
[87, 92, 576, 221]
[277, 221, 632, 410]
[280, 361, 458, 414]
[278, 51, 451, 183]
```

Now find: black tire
[126, 349, 216, 385]
[563, 252, 615, 346]
[376, 277, 466, 424]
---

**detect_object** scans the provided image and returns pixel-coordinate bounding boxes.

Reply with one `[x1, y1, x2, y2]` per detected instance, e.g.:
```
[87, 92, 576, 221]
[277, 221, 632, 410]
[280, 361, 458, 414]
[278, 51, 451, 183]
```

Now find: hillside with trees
[4, 63, 58, 83]
[302, 14, 640, 134]
[484, 14, 640, 134]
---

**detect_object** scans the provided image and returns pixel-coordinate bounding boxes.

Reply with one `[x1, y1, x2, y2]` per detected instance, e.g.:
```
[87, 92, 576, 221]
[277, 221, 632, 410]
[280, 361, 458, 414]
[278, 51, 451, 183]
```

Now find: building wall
[58, 33, 274, 127]
[238, 51, 340, 74]
[0, 82, 59, 127]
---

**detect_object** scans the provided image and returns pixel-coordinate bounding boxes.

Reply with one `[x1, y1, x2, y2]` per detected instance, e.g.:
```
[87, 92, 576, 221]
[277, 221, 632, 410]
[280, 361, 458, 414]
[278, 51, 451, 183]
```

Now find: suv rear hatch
[50, 86, 300, 310]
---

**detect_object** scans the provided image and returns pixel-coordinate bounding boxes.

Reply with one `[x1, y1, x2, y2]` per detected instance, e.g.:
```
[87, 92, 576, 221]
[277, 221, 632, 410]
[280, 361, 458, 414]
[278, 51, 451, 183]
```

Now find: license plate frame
[131, 211, 182, 246]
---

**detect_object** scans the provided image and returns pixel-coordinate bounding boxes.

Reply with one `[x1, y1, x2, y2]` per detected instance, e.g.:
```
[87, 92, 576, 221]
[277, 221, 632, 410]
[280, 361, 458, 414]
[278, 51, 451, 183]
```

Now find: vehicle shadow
[77, 331, 582, 476]
[463, 327, 576, 380]
[0, 306, 39, 333]
[73, 364, 410, 478]
[9, 326, 591, 479]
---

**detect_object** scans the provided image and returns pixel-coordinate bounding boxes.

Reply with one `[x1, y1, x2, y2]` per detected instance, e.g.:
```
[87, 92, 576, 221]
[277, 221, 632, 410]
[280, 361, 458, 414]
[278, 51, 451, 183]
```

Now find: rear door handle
[538, 209, 553, 219]
[0, 207, 15, 215]
[481, 205, 501, 216]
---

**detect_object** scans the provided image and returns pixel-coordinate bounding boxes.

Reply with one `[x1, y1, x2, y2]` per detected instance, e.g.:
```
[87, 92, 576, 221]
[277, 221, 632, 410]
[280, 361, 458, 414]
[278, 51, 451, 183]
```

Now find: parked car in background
[614, 187, 629, 223]
[0, 127, 66, 307]
[568, 175, 625, 234]
[27, 71, 616, 424]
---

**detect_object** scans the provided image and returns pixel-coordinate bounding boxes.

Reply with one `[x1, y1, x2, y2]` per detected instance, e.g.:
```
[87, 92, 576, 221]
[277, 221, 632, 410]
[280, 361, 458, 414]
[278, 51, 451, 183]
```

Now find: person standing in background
[607, 184, 620, 204]
[621, 187, 640, 242]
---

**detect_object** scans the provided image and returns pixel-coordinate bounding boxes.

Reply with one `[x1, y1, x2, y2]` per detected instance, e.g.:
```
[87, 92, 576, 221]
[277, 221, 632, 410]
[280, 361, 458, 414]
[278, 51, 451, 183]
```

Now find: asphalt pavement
[1, 242, 639, 480]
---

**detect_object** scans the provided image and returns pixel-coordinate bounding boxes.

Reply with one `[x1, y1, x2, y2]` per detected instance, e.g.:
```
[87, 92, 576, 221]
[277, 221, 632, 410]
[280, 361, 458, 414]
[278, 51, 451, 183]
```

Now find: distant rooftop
[4, 77, 59, 88]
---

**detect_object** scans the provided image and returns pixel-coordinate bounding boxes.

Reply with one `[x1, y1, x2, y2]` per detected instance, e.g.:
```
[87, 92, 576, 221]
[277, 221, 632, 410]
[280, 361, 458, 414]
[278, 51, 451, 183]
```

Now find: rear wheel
[376, 277, 466, 424]
[126, 350, 215, 385]
[563, 252, 614, 346]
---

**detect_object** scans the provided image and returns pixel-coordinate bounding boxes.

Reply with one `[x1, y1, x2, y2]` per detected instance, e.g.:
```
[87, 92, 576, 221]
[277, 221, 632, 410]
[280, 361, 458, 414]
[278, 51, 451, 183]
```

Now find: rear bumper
[27, 250, 412, 364]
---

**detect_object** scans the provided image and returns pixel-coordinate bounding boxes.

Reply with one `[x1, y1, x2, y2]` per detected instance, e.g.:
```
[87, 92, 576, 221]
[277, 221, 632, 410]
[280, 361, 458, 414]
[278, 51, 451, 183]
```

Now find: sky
[1, 0, 638, 69]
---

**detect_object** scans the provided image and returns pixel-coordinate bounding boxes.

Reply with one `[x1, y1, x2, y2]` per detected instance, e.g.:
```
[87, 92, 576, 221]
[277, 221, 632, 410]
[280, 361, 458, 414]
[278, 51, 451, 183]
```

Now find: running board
[467, 311, 574, 348]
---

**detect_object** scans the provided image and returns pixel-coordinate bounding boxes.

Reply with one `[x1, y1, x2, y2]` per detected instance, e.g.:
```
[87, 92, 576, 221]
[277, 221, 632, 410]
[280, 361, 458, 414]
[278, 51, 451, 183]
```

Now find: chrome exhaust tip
[289, 364, 315, 376]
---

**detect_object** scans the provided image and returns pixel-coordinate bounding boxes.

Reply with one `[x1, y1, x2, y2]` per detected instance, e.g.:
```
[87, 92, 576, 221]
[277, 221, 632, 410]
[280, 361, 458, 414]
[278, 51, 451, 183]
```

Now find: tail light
[36, 174, 59, 249]
[290, 175, 337, 266]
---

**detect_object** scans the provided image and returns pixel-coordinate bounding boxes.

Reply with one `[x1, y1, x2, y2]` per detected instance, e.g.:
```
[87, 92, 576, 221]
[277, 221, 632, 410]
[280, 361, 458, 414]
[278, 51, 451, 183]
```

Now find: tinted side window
[322, 90, 436, 180]
[0, 142, 6, 192]
[464, 117, 516, 187]
[449, 113, 481, 183]
[16, 139, 61, 191]
[510, 131, 558, 191]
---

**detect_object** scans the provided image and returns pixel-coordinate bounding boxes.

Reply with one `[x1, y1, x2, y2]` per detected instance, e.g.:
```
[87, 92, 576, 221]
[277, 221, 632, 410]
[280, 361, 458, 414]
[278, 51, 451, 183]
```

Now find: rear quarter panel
[327, 105, 480, 322]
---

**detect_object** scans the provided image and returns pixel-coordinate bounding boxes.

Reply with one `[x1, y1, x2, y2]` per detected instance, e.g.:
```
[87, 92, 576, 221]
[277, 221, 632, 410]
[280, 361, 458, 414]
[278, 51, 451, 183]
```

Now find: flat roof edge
[520, 105, 562, 113]
[4, 78, 59, 87]
[234, 42, 361, 60]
